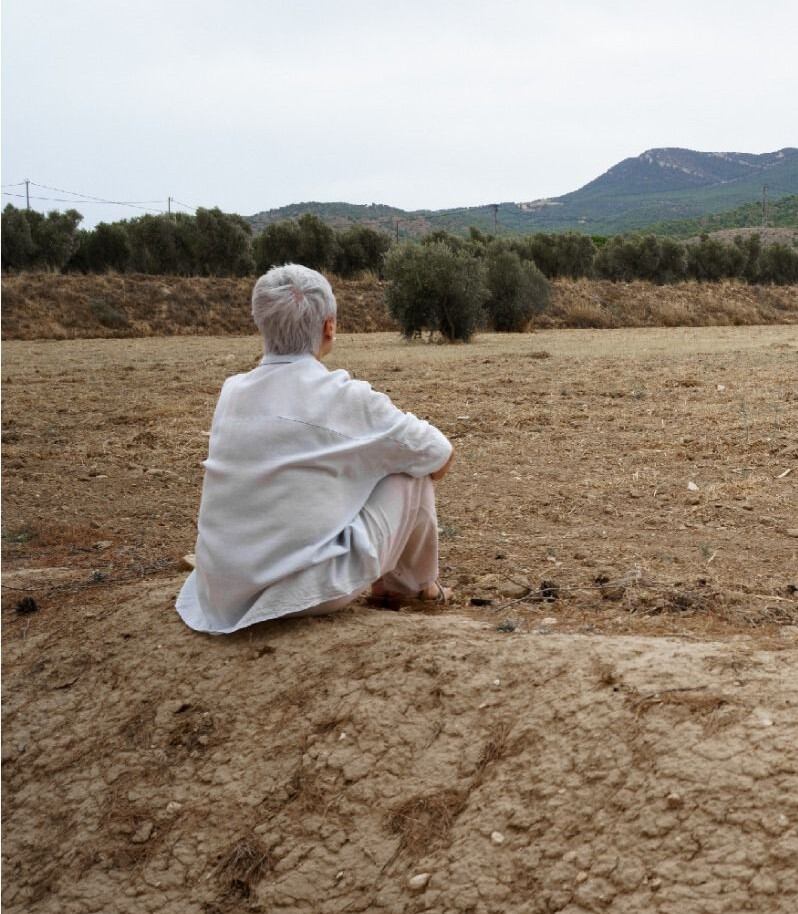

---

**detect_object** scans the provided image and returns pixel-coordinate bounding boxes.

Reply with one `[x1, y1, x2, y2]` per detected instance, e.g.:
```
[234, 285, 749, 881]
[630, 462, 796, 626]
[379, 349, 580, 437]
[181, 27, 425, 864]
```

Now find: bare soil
[3, 327, 798, 913]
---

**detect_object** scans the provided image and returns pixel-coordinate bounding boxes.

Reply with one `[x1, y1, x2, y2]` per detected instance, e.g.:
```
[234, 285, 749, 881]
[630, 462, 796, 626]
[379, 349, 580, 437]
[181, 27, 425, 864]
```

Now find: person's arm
[430, 448, 454, 482]
[341, 374, 453, 478]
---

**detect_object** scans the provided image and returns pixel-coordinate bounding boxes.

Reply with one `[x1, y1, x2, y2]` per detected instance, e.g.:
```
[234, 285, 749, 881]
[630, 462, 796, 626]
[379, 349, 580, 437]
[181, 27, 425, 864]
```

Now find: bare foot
[369, 580, 452, 605]
[418, 581, 452, 603]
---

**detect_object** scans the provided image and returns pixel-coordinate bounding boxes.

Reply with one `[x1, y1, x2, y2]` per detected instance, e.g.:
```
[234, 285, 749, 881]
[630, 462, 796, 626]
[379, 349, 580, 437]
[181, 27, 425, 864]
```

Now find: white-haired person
[176, 264, 454, 634]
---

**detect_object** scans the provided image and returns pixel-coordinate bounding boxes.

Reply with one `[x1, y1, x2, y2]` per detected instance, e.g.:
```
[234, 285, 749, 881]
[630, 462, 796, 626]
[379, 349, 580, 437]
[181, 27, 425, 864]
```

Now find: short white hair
[251, 264, 337, 355]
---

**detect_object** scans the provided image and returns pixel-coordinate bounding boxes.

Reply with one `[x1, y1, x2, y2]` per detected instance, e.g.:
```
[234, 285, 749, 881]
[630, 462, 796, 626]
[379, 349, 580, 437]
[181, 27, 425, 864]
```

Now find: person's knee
[369, 472, 424, 505]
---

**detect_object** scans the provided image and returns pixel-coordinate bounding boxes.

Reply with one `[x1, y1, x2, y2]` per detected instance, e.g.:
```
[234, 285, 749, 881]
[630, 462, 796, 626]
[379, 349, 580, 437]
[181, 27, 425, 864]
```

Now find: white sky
[2, 0, 796, 227]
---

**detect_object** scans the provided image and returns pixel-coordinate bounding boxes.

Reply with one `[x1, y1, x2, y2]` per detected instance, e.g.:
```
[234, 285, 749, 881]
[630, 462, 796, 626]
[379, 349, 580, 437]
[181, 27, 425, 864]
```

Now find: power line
[170, 198, 198, 213]
[3, 190, 163, 206]
[29, 181, 167, 213]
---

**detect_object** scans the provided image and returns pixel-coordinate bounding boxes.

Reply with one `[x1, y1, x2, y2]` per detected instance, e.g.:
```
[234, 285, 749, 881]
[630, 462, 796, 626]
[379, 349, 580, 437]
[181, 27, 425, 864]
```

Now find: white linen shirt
[176, 353, 452, 633]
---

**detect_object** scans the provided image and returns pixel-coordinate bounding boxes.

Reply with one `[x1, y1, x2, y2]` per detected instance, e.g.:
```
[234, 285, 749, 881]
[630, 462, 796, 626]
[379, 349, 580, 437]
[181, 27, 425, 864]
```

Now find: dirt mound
[0, 273, 397, 340]
[3, 273, 797, 340]
[3, 576, 797, 914]
[540, 279, 798, 329]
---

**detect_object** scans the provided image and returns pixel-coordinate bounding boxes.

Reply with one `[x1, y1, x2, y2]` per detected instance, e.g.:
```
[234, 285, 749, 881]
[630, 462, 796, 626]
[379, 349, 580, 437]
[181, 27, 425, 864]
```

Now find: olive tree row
[1, 205, 392, 279]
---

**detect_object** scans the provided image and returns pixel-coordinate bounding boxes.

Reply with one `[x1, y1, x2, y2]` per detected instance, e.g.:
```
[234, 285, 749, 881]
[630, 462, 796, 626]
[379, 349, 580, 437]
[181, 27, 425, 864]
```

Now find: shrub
[333, 225, 392, 277]
[757, 243, 798, 284]
[1, 204, 82, 271]
[88, 222, 132, 272]
[384, 241, 488, 342]
[595, 234, 687, 283]
[1, 205, 36, 270]
[656, 237, 688, 283]
[125, 213, 198, 275]
[421, 229, 470, 253]
[194, 207, 254, 276]
[734, 234, 763, 283]
[593, 236, 640, 281]
[484, 247, 550, 331]
[507, 232, 594, 279]
[686, 235, 743, 281]
[552, 232, 596, 278]
[253, 220, 302, 272]
[296, 213, 336, 271]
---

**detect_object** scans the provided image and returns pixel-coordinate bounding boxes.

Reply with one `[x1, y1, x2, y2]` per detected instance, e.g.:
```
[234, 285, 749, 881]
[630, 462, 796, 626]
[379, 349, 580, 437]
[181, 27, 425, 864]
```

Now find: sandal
[421, 580, 452, 604]
[366, 580, 452, 609]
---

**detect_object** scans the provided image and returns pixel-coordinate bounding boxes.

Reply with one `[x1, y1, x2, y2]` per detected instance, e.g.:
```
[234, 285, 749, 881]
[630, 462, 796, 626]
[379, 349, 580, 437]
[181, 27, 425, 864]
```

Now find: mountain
[246, 147, 798, 237]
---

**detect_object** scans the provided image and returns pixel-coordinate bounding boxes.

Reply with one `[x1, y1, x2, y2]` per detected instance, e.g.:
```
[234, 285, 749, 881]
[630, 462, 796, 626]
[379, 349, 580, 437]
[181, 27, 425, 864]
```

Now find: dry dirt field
[3, 326, 798, 914]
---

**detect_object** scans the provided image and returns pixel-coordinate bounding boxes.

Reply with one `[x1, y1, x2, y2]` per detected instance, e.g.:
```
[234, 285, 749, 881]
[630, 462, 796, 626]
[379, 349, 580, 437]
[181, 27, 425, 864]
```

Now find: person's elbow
[430, 447, 454, 482]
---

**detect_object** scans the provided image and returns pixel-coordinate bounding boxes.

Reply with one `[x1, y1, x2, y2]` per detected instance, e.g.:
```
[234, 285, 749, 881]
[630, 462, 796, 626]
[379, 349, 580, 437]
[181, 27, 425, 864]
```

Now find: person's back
[176, 264, 453, 634]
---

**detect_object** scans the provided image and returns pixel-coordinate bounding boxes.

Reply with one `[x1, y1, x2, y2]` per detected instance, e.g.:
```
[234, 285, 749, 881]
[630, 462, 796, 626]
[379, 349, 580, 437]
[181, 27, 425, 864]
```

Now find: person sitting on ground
[175, 263, 454, 634]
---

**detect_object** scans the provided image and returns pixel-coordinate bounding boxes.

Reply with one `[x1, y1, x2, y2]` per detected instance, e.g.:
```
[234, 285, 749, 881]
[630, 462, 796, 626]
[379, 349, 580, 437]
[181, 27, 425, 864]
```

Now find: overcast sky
[3, 0, 796, 227]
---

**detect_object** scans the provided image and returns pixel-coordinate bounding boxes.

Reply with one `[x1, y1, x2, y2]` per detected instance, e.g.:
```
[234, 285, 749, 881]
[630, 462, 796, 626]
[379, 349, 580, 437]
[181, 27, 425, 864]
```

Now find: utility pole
[25, 179, 30, 210]
[168, 196, 172, 218]
[395, 219, 400, 242]
[491, 203, 498, 235]
[762, 185, 768, 227]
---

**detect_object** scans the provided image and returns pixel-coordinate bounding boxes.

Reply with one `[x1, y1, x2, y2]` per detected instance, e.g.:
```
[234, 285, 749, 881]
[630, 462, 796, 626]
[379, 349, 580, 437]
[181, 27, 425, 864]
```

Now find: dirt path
[3, 326, 798, 912]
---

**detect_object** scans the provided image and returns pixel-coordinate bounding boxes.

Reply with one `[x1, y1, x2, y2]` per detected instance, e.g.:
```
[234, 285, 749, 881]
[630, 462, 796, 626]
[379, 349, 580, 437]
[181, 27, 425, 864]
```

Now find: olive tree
[484, 247, 550, 331]
[384, 241, 488, 342]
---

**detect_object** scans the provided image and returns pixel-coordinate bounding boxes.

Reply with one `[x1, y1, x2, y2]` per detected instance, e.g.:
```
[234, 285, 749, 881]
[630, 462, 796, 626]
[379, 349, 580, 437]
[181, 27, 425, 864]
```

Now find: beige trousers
[285, 474, 439, 618]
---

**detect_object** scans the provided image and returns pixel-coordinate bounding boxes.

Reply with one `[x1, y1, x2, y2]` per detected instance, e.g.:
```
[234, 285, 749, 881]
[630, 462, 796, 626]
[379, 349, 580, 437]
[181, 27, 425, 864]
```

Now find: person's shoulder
[220, 370, 248, 391]
[326, 368, 391, 404]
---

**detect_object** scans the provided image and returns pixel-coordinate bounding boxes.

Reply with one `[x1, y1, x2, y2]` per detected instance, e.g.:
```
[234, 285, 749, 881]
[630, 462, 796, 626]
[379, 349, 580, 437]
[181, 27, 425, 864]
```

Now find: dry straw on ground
[2, 273, 796, 339]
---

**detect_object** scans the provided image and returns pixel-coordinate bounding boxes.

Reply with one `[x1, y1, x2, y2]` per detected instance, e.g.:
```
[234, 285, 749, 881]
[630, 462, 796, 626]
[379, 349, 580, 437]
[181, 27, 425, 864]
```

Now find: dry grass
[0, 272, 396, 339]
[387, 788, 469, 855]
[474, 720, 514, 782]
[539, 278, 798, 329]
[2, 273, 796, 340]
[216, 836, 272, 898]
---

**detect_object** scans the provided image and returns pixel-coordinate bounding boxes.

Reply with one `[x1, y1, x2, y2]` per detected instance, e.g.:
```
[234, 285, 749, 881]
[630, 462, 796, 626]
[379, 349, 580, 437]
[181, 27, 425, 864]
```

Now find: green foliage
[333, 225, 392, 277]
[252, 214, 337, 273]
[509, 232, 595, 279]
[420, 229, 469, 252]
[88, 222, 132, 272]
[484, 247, 550, 331]
[1, 205, 36, 270]
[686, 235, 743, 281]
[1, 204, 82, 271]
[253, 220, 302, 272]
[595, 235, 687, 283]
[30, 209, 83, 270]
[757, 243, 798, 284]
[656, 237, 689, 283]
[593, 237, 639, 281]
[65, 230, 93, 273]
[552, 232, 596, 278]
[194, 207, 254, 276]
[296, 213, 336, 271]
[648, 194, 798, 239]
[125, 214, 197, 275]
[733, 234, 763, 283]
[384, 241, 488, 342]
